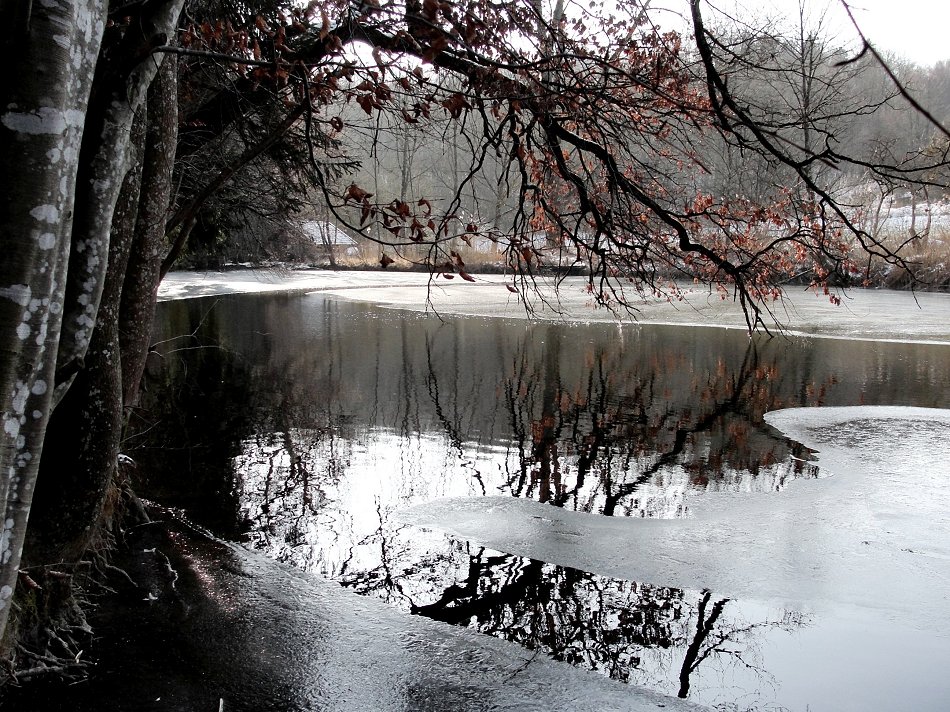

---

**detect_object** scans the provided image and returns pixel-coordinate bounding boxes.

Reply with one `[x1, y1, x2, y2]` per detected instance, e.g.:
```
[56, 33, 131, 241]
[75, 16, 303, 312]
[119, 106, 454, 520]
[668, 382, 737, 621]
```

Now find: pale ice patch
[109, 522, 707, 712]
[764, 405, 950, 456]
[397, 406, 950, 624]
[395, 406, 950, 710]
[159, 269, 950, 344]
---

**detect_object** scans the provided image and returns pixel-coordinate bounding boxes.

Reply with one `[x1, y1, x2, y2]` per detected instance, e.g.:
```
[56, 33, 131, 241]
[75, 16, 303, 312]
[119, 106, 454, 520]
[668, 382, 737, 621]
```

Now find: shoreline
[159, 267, 950, 345]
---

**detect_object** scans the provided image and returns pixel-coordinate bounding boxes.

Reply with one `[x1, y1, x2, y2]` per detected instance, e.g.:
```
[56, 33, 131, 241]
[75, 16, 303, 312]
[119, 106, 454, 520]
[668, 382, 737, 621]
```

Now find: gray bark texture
[0, 0, 105, 644]
[0, 0, 184, 644]
[121, 55, 179, 409]
[27, 0, 186, 566]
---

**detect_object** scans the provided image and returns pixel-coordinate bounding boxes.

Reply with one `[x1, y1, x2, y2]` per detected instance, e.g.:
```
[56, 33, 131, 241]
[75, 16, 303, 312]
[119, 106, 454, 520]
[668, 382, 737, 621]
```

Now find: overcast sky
[653, 0, 950, 66]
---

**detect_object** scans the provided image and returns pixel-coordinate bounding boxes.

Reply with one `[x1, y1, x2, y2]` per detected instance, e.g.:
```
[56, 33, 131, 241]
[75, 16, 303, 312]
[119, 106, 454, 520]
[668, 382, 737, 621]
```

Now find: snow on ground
[159, 268, 950, 343]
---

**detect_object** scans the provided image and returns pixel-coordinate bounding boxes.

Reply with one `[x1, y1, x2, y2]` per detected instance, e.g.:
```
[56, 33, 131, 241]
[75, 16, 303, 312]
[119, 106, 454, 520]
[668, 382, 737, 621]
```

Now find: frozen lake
[123, 271, 950, 710]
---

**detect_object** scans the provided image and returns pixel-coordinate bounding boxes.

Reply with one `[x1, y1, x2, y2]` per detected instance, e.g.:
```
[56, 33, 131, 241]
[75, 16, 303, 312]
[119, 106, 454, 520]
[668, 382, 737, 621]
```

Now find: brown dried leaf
[345, 183, 372, 203]
[356, 94, 375, 115]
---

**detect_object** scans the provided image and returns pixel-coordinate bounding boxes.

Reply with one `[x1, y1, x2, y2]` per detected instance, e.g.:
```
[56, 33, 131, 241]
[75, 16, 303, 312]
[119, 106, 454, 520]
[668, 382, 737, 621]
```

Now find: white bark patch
[2, 418, 18, 439]
[30, 204, 59, 223]
[38, 233, 56, 250]
[0, 285, 31, 306]
[30, 381, 47, 396]
[10, 382, 29, 416]
[15, 324, 29, 341]
[0, 518, 13, 565]
[1, 107, 83, 135]
[34, 319, 48, 346]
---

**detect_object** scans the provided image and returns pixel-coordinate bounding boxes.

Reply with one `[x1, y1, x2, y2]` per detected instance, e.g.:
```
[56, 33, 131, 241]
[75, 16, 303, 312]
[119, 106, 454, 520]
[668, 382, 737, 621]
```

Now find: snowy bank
[159, 269, 950, 343]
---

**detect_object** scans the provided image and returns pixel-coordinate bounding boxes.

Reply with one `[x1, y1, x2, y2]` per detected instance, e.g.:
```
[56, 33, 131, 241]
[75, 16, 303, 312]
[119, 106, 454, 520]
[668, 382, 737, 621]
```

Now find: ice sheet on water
[395, 406, 950, 710]
[159, 269, 950, 343]
[207, 538, 708, 711]
[397, 406, 950, 626]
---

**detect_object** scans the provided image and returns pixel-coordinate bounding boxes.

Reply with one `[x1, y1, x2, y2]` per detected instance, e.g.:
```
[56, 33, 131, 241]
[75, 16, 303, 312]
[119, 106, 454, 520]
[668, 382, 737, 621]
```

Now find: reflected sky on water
[131, 292, 950, 710]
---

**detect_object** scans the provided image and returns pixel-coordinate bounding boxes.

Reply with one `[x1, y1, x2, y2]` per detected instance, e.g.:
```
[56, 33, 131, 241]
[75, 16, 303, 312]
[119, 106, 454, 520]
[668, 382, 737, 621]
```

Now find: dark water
[128, 292, 949, 709]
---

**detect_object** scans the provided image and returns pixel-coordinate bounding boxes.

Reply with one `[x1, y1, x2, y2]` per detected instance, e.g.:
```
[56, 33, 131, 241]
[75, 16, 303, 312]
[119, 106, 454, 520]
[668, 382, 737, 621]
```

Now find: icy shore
[159, 268, 950, 343]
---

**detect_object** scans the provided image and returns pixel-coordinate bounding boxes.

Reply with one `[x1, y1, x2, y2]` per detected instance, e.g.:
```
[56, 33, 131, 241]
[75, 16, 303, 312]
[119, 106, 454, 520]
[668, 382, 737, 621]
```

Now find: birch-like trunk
[27, 0, 185, 566]
[0, 0, 184, 643]
[0, 0, 105, 643]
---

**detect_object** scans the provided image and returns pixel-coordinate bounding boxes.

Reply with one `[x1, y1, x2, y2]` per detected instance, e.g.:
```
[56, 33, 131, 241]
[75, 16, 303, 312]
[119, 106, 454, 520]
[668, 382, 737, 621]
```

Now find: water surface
[131, 292, 950, 710]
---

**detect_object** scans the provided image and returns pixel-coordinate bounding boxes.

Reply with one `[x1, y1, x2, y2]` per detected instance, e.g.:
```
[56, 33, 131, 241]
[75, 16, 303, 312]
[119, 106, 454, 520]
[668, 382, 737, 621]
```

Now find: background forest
[181, 6, 950, 290]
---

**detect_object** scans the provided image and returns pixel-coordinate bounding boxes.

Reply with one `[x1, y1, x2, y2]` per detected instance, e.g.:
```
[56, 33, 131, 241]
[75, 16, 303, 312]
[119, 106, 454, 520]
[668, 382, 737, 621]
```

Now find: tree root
[1, 473, 149, 688]
[8, 624, 92, 686]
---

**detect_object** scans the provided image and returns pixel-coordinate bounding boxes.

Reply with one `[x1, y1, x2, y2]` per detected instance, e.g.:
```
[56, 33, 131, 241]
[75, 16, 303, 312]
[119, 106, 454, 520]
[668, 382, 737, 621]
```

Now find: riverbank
[159, 267, 950, 344]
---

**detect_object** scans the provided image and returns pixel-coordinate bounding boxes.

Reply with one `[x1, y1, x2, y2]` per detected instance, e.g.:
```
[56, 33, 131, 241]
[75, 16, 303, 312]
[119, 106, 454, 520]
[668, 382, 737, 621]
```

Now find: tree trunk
[0, 0, 186, 650]
[0, 0, 104, 642]
[24, 115, 145, 563]
[55, 1, 184, 388]
[121, 55, 179, 410]
[26, 1, 186, 568]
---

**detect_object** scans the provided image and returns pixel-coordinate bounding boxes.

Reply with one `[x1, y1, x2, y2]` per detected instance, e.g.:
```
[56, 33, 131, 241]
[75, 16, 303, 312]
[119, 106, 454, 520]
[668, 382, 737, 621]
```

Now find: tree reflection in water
[496, 332, 822, 517]
[339, 534, 806, 700]
[133, 294, 948, 707]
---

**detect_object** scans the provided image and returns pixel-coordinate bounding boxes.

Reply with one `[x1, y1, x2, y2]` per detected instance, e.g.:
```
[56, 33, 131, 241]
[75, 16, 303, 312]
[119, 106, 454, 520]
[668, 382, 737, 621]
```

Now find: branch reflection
[132, 293, 947, 706]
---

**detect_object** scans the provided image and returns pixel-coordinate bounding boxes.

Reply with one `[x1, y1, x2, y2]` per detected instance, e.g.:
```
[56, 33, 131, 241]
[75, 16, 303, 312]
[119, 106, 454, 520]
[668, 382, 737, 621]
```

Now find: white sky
[654, 0, 950, 66]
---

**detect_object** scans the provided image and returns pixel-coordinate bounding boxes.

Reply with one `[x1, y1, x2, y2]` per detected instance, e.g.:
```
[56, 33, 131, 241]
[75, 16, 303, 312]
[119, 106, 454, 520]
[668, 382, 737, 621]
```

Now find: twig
[154, 45, 282, 69]
[838, 2, 950, 142]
